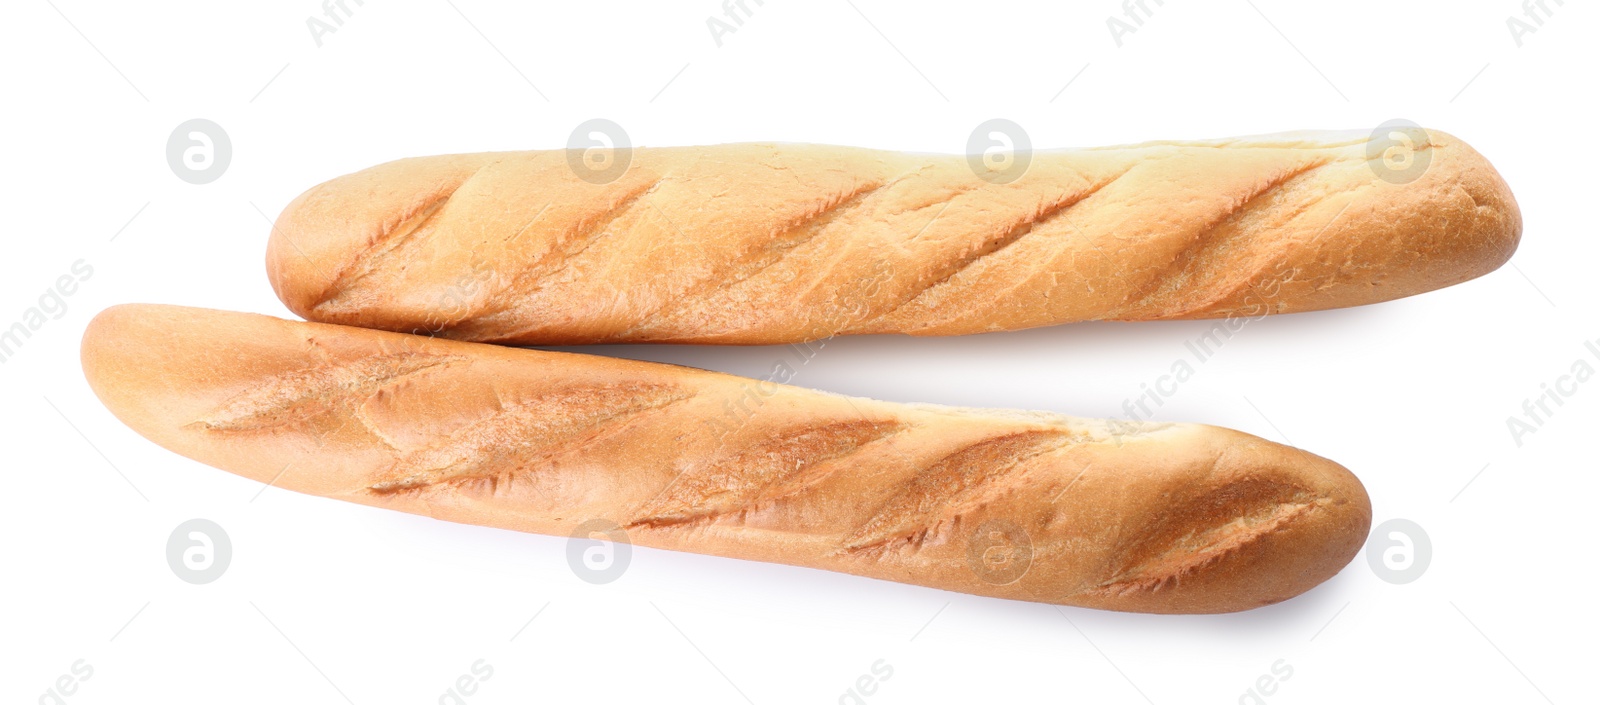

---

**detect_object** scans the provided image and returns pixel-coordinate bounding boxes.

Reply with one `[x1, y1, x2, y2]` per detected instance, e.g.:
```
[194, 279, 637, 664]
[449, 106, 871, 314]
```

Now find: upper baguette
[82, 304, 1370, 613]
[267, 129, 1519, 345]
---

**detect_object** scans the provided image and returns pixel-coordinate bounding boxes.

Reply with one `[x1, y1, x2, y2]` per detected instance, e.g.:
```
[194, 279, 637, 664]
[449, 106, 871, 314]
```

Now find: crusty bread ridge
[82, 304, 1371, 614]
[266, 129, 1520, 345]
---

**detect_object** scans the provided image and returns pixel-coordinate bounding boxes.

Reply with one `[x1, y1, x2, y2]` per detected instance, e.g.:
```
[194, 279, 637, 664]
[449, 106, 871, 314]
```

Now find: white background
[2, 1, 1594, 703]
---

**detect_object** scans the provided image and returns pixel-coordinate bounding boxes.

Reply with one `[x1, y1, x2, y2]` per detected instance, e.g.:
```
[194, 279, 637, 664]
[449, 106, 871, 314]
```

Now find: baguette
[267, 129, 1519, 345]
[82, 304, 1371, 613]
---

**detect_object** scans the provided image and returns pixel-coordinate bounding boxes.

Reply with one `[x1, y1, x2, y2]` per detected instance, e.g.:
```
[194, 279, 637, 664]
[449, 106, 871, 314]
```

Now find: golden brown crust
[82, 304, 1371, 613]
[265, 130, 1520, 344]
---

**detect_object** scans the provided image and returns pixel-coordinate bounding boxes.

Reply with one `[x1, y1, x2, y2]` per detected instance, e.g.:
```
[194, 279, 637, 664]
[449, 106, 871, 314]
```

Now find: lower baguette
[81, 304, 1370, 613]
